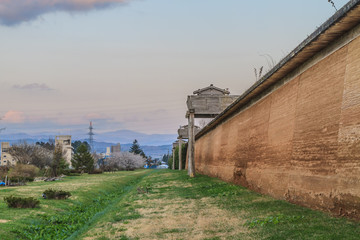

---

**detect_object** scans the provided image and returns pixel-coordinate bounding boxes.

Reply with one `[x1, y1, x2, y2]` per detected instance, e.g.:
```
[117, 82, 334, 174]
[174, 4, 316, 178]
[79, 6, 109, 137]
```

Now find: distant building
[105, 147, 111, 157]
[55, 135, 72, 165]
[0, 142, 15, 166]
[111, 143, 121, 154]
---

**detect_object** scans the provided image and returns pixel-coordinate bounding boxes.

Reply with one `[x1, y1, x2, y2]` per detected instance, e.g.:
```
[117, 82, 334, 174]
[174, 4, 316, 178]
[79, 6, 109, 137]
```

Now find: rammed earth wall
[194, 23, 360, 219]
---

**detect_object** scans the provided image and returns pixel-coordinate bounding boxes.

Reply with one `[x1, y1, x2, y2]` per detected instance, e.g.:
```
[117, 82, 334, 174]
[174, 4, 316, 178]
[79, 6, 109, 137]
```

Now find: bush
[9, 176, 34, 182]
[4, 195, 40, 208]
[63, 169, 82, 176]
[8, 164, 39, 183]
[43, 188, 71, 200]
[89, 169, 103, 174]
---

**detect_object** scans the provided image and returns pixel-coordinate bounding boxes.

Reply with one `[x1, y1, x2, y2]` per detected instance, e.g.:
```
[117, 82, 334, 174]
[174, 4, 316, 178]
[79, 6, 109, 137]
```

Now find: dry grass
[124, 198, 249, 240]
[82, 174, 251, 240]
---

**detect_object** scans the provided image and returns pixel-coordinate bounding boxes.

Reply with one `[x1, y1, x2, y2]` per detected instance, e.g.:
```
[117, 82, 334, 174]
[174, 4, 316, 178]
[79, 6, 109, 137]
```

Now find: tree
[71, 143, 94, 173]
[9, 143, 52, 169]
[107, 152, 145, 171]
[0, 166, 9, 180]
[51, 146, 69, 177]
[36, 141, 55, 151]
[162, 154, 170, 164]
[129, 139, 146, 158]
[72, 141, 90, 154]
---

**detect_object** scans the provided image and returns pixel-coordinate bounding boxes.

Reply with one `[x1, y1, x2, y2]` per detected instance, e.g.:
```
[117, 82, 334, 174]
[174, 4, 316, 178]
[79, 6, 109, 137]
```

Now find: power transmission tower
[88, 121, 95, 152]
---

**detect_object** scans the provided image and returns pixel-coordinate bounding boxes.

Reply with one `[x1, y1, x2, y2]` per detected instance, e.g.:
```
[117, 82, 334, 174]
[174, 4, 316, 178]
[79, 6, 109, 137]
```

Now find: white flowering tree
[106, 152, 145, 171]
[9, 143, 53, 169]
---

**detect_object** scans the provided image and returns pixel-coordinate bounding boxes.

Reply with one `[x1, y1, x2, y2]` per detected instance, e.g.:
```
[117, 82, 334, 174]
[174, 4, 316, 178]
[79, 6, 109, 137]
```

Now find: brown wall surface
[194, 36, 360, 219]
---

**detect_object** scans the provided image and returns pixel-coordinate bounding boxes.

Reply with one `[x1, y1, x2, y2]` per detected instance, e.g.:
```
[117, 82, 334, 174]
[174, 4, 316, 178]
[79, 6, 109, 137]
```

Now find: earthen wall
[194, 35, 360, 219]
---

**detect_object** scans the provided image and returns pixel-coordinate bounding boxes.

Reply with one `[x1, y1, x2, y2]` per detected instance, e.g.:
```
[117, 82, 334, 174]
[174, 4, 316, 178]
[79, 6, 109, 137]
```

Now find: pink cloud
[2, 110, 25, 123]
[0, 0, 130, 26]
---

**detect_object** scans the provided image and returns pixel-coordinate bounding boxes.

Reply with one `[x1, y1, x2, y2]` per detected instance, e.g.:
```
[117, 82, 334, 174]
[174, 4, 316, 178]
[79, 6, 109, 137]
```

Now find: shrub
[89, 169, 103, 174]
[63, 169, 82, 176]
[9, 176, 34, 182]
[4, 195, 40, 208]
[43, 188, 71, 200]
[8, 164, 39, 183]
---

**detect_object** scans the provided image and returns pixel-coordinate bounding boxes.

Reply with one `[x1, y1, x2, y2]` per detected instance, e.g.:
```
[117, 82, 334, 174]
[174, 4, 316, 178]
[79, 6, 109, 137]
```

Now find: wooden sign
[186, 84, 239, 118]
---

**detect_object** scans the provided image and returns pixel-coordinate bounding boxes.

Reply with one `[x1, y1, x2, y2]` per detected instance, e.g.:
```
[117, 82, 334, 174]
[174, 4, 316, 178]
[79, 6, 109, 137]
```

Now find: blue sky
[0, 0, 350, 135]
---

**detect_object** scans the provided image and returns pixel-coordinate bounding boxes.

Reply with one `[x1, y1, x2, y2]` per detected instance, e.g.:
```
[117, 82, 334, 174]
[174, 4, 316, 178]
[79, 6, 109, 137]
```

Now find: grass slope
[0, 170, 150, 239]
[79, 170, 360, 240]
[1, 170, 359, 239]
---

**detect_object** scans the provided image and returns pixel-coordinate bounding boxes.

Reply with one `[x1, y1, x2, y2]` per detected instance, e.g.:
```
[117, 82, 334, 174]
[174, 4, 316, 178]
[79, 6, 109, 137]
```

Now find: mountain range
[0, 129, 177, 159]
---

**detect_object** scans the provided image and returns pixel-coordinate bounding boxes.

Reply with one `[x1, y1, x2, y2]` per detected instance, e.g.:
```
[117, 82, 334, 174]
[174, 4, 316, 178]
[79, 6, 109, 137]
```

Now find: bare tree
[260, 54, 276, 70]
[254, 66, 264, 81]
[327, 0, 337, 11]
[9, 143, 53, 169]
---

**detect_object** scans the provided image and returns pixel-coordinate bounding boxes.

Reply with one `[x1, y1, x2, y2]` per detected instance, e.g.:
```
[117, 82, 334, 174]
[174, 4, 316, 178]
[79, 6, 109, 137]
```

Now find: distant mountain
[93, 130, 176, 146]
[0, 129, 176, 159]
[0, 129, 176, 146]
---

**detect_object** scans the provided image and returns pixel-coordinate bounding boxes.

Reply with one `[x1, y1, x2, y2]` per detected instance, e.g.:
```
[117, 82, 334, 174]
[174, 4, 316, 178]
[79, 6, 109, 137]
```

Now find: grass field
[1, 170, 359, 239]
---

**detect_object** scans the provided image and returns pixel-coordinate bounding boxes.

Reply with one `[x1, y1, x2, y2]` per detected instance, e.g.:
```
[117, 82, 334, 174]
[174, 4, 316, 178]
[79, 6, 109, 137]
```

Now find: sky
[0, 0, 350, 136]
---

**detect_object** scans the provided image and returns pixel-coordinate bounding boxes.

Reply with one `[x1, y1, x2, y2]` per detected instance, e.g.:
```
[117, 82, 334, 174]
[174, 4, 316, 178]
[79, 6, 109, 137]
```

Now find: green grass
[0, 170, 151, 239]
[79, 170, 360, 240]
[1, 170, 359, 239]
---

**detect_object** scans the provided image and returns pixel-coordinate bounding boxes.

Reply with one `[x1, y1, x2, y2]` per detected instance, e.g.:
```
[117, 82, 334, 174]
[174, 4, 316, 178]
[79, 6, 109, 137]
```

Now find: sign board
[187, 95, 239, 118]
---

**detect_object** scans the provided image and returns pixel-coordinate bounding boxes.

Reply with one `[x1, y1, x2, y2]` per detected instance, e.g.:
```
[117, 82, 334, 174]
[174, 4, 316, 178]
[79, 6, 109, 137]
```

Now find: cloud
[0, 0, 129, 26]
[13, 83, 53, 91]
[2, 110, 25, 123]
[85, 112, 111, 120]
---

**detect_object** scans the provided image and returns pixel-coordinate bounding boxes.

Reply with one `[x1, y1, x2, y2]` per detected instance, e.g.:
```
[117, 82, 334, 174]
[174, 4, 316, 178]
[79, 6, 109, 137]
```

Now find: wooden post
[178, 138, 182, 170]
[188, 110, 195, 177]
[172, 147, 175, 170]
